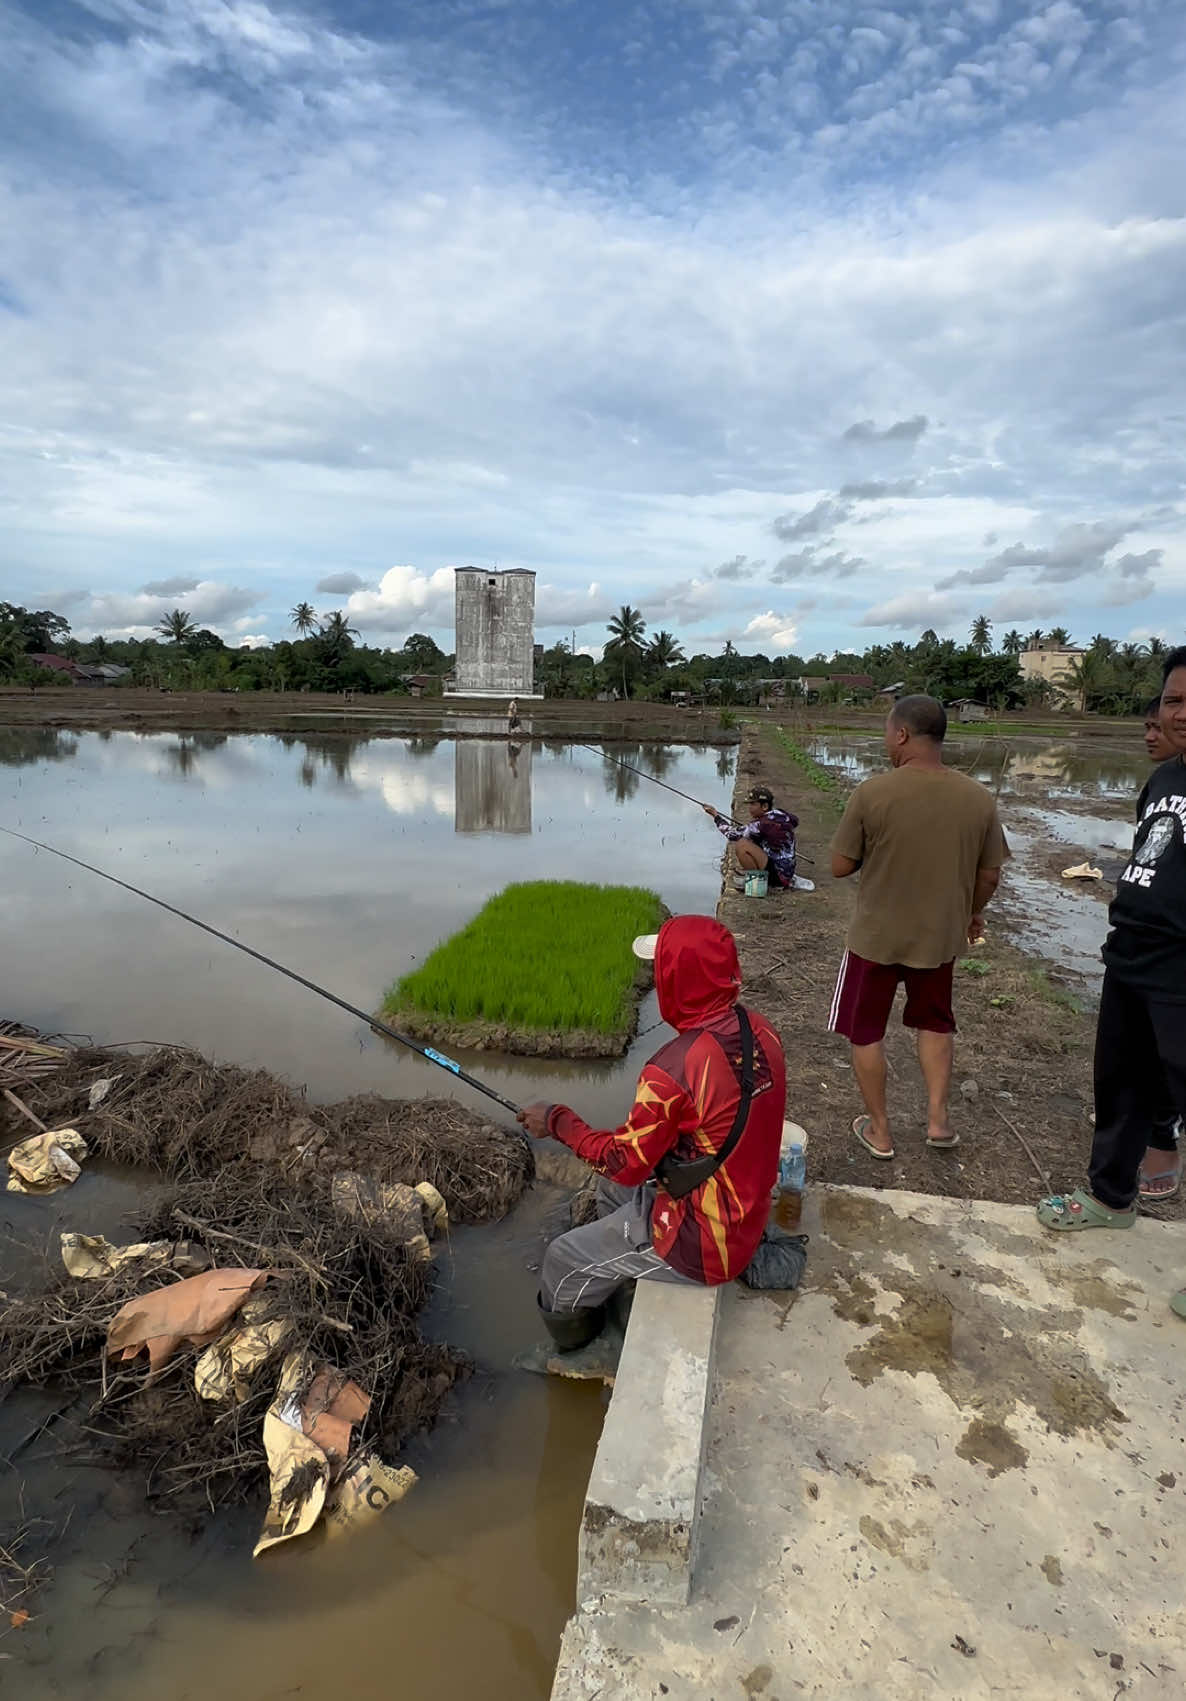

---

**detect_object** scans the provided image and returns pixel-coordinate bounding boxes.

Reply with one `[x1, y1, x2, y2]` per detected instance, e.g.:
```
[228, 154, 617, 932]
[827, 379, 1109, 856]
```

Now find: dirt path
[721, 723, 1181, 1218]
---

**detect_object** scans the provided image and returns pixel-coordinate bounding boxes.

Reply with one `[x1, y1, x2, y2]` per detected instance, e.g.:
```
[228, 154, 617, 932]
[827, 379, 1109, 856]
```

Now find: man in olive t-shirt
[829, 695, 1009, 1159]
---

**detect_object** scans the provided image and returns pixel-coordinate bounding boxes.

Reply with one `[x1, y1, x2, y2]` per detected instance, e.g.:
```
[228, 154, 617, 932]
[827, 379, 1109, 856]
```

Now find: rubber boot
[538, 1297, 606, 1352]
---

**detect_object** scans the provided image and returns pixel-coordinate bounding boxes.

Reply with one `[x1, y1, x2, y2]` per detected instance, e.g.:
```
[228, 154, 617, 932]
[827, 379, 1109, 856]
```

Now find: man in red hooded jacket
[518, 914, 787, 1351]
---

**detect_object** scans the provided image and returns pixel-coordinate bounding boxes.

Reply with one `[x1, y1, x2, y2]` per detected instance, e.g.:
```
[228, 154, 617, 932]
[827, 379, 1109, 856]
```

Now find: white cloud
[344, 566, 455, 634]
[740, 612, 799, 653]
[0, 0, 1184, 658]
[857, 591, 967, 629]
[63, 579, 263, 639]
[235, 632, 272, 648]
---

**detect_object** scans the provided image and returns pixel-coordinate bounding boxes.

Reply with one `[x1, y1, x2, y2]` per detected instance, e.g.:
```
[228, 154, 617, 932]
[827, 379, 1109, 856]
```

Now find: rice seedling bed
[383, 880, 667, 1058]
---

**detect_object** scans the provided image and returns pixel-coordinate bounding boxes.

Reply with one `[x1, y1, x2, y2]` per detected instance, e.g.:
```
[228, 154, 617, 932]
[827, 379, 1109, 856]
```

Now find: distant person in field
[516, 915, 786, 1354]
[829, 694, 1009, 1160]
[1039, 652, 1186, 1274]
[702, 785, 798, 890]
[1138, 695, 1182, 1199]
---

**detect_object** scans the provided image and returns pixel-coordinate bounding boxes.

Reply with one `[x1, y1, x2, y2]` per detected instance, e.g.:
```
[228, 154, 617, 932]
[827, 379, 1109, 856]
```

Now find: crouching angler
[517, 914, 787, 1352]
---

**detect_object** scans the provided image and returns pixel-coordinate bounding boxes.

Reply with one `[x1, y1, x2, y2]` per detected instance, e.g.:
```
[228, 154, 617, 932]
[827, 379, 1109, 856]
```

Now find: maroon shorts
[828, 951, 956, 1047]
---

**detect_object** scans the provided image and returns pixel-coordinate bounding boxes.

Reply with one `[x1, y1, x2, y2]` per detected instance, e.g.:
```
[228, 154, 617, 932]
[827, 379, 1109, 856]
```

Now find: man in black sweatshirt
[1038, 650, 1186, 1313]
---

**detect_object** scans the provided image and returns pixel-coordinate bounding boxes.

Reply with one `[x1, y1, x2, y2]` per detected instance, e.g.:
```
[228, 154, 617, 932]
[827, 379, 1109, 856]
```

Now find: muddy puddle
[0, 728, 733, 1700]
[806, 733, 1152, 989]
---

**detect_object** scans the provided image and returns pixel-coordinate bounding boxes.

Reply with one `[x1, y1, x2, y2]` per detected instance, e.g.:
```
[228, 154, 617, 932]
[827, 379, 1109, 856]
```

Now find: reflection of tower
[450, 567, 540, 698]
[455, 735, 533, 833]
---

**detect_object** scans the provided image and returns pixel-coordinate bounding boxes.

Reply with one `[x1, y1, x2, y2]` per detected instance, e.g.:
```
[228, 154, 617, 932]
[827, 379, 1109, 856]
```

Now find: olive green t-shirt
[831, 765, 1009, 969]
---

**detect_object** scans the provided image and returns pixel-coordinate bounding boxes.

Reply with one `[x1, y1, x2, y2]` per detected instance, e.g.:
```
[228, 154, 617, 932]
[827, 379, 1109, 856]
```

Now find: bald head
[889, 694, 947, 743]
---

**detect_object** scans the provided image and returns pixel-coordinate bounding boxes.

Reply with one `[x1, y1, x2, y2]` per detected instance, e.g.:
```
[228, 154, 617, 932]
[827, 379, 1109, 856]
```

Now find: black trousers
[1089, 971, 1186, 1209]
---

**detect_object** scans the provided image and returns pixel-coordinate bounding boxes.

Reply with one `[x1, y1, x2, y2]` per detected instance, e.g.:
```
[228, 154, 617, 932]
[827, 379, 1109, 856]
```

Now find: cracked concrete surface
[552, 1186, 1186, 1700]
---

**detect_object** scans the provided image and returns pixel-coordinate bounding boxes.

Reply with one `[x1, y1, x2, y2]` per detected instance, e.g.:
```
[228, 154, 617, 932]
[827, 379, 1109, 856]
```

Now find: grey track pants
[539, 1176, 697, 1315]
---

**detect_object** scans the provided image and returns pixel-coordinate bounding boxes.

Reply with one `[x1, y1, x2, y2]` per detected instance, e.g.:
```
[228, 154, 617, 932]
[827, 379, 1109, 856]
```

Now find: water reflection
[0, 727, 79, 766]
[455, 737, 533, 834]
[807, 736, 1149, 801]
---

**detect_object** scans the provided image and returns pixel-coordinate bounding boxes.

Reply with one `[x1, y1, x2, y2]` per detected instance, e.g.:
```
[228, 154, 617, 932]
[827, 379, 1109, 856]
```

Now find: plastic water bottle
[773, 1142, 807, 1230]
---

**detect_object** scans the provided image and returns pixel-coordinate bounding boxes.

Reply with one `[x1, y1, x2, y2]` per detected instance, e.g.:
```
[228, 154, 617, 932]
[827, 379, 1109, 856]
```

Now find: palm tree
[647, 631, 685, 668]
[970, 615, 993, 654]
[1147, 636, 1167, 660]
[157, 609, 197, 645]
[290, 601, 318, 637]
[1025, 629, 1044, 649]
[1089, 633, 1118, 658]
[318, 610, 359, 665]
[1046, 625, 1072, 646]
[604, 605, 646, 698]
[1065, 649, 1112, 713]
[1001, 629, 1023, 656]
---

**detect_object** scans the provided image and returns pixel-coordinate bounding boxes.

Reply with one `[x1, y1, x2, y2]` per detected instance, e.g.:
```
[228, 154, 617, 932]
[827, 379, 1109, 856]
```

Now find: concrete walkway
[552, 1186, 1186, 1700]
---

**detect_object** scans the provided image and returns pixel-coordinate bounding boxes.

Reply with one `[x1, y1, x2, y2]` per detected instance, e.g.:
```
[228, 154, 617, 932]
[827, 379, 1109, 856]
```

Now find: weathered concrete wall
[454, 568, 536, 696]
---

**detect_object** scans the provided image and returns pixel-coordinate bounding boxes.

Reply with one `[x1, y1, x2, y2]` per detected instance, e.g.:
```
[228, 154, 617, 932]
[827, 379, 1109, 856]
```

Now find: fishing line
[0, 826, 524, 1118]
[574, 742, 815, 864]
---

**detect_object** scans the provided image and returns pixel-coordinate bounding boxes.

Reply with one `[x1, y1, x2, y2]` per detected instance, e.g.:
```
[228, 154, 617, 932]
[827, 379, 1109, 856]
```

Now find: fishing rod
[574, 742, 742, 824]
[575, 742, 815, 864]
[0, 826, 524, 1119]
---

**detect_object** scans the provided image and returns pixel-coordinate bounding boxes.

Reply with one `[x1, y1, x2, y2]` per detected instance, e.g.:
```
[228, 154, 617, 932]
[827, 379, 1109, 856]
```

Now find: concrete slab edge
[575, 1279, 721, 1611]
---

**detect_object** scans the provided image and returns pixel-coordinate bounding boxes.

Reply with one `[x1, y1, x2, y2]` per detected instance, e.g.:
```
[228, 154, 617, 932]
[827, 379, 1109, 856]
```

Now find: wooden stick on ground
[2, 1088, 47, 1132]
[993, 1102, 1052, 1192]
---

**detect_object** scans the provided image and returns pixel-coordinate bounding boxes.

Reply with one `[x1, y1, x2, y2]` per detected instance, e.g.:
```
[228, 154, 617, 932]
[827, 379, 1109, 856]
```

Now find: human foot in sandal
[1036, 1188, 1137, 1231]
[852, 1113, 894, 1161]
[1139, 1153, 1181, 1201]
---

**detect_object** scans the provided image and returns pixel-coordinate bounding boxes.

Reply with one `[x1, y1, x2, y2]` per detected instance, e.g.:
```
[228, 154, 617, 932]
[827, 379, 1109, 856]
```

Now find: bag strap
[713, 1004, 755, 1171]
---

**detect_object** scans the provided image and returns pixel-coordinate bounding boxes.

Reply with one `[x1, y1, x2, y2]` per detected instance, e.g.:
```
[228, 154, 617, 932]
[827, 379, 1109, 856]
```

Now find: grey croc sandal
[1036, 1188, 1136, 1231]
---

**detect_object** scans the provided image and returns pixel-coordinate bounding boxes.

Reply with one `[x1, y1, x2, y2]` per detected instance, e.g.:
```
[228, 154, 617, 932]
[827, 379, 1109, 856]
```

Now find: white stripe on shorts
[828, 950, 851, 1033]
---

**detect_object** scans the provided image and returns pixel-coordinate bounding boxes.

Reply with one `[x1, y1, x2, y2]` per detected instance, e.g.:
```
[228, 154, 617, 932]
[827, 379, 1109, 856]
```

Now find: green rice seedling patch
[383, 881, 668, 1058]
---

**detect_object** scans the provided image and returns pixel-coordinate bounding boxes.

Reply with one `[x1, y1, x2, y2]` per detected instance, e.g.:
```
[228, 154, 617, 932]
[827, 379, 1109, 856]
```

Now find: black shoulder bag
[654, 1006, 755, 1201]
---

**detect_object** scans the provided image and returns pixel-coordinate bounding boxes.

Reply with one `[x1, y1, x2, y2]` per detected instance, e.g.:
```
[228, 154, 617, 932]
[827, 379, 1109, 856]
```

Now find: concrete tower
[451, 567, 539, 698]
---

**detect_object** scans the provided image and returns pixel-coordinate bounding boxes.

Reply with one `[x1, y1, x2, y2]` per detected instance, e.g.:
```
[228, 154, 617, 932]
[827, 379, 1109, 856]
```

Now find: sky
[1, 0, 1184, 659]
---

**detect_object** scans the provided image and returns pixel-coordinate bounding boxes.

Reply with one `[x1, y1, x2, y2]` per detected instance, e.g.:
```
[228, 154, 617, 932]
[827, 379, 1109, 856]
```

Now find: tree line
[0, 596, 1176, 714]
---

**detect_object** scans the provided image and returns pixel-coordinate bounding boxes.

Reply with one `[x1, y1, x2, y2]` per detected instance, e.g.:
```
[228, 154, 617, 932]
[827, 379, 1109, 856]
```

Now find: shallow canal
[1, 727, 732, 1701]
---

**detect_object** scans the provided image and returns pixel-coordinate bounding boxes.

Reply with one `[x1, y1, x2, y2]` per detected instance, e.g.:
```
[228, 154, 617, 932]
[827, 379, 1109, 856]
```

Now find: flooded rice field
[1, 727, 733, 1701]
[806, 733, 1150, 986]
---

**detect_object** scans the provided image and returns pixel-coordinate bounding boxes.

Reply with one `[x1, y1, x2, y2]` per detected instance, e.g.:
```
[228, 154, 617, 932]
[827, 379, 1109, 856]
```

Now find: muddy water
[0, 728, 734, 1701]
[806, 734, 1152, 986]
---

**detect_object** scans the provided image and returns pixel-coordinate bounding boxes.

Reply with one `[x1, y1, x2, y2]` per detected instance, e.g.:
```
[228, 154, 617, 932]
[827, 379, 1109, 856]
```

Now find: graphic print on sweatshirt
[1122, 789, 1185, 890]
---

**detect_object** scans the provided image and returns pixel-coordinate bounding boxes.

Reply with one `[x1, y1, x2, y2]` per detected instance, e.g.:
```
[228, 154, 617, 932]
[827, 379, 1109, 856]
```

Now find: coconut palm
[1001, 629, 1024, 656]
[1147, 635, 1167, 660]
[604, 605, 646, 698]
[647, 630, 685, 668]
[318, 610, 359, 665]
[1065, 648, 1113, 712]
[1089, 633, 1118, 658]
[1046, 625, 1072, 646]
[969, 615, 993, 654]
[1025, 629, 1044, 649]
[157, 609, 197, 645]
[290, 601, 318, 637]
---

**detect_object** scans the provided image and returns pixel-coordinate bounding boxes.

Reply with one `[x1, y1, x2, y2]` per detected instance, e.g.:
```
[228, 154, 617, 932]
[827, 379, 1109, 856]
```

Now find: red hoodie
[545, 914, 786, 1284]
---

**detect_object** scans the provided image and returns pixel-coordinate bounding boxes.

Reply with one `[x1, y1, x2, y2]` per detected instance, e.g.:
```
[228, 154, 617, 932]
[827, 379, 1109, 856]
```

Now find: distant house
[1018, 642, 1085, 711]
[402, 672, 438, 698]
[828, 673, 875, 693]
[876, 681, 906, 701]
[29, 653, 84, 684]
[948, 698, 988, 722]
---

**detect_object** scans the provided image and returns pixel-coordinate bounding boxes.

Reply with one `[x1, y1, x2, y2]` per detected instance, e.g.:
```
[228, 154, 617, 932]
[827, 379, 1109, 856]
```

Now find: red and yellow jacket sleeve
[546, 1064, 688, 1185]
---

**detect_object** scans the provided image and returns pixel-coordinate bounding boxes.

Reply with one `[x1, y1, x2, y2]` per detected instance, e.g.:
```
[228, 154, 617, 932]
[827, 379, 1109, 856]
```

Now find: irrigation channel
[1, 726, 736, 1701]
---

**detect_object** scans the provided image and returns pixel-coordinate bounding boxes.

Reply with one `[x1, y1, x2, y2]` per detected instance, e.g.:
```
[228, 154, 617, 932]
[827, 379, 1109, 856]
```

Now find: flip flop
[1170, 1291, 1186, 1322]
[1036, 1188, 1137, 1232]
[1139, 1165, 1181, 1201]
[926, 1133, 961, 1150]
[851, 1114, 894, 1161]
